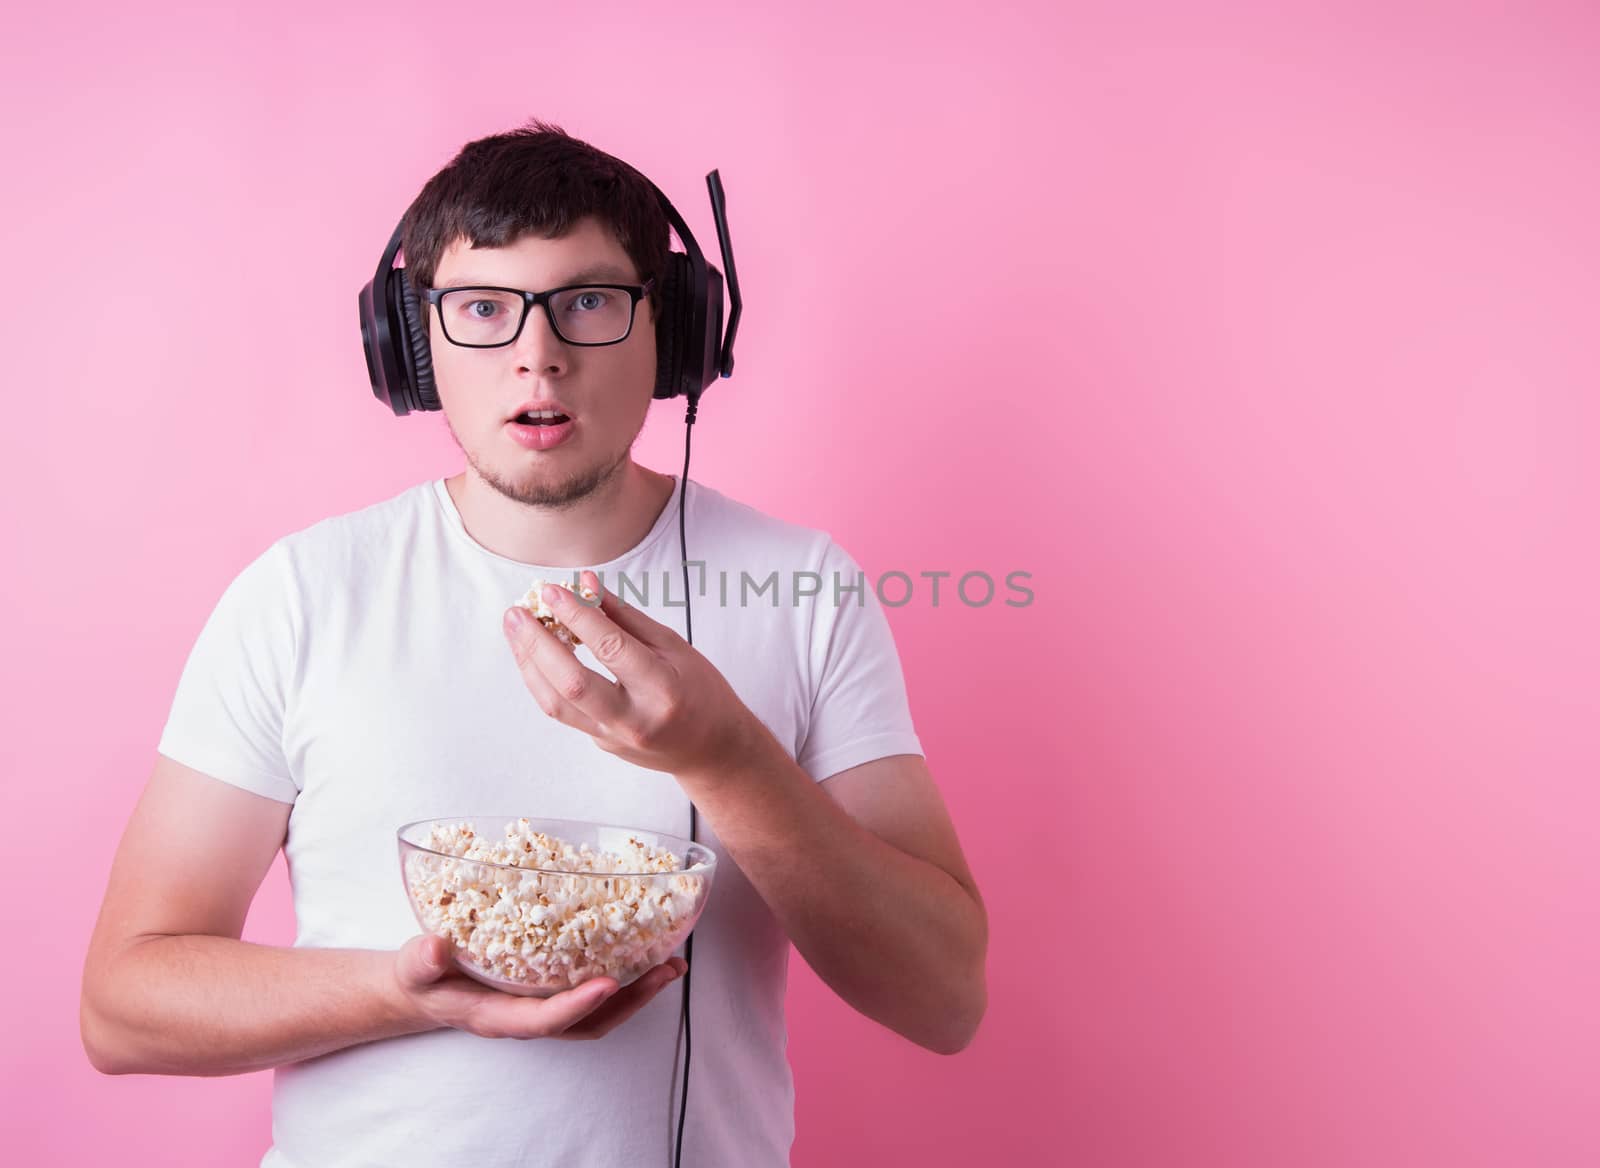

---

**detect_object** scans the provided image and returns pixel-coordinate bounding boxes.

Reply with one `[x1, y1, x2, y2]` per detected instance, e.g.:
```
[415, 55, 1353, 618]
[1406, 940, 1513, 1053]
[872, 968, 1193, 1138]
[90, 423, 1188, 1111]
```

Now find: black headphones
[358, 166, 741, 415]
[358, 162, 742, 1168]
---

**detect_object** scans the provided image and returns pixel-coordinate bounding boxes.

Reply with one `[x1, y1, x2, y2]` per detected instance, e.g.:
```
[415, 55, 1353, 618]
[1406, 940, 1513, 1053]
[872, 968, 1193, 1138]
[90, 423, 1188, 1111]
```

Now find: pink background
[5, 1, 1598, 1164]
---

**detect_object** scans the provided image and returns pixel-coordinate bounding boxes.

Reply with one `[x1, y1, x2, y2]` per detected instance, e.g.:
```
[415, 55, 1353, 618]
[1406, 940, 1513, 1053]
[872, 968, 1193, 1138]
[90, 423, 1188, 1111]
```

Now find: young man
[80, 120, 987, 1167]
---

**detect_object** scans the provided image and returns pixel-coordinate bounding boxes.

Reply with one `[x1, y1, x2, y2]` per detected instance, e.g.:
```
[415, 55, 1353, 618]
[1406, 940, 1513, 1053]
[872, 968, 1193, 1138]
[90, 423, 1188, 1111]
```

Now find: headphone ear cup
[399, 280, 439, 411]
[653, 252, 690, 400]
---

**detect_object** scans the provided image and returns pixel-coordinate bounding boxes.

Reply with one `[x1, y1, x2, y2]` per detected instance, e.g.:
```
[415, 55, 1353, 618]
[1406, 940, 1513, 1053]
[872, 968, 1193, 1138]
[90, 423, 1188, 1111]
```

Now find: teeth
[519, 409, 565, 421]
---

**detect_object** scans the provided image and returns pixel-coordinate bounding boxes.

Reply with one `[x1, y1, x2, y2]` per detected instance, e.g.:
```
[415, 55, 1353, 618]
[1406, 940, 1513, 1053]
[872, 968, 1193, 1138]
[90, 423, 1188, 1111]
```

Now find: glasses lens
[549, 286, 634, 344]
[438, 289, 525, 346]
[438, 286, 635, 346]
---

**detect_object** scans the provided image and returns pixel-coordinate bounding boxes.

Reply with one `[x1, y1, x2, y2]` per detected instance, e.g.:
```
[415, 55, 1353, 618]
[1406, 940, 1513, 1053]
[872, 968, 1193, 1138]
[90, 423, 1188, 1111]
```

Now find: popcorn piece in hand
[512, 577, 600, 648]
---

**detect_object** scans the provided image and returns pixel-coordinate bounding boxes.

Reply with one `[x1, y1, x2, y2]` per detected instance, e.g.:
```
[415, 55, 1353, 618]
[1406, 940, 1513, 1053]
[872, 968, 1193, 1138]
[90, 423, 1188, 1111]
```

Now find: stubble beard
[445, 413, 641, 511]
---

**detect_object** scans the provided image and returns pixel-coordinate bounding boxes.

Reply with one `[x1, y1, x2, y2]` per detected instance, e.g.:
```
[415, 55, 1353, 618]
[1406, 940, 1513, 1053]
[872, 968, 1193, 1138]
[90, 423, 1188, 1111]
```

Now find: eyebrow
[434, 263, 636, 290]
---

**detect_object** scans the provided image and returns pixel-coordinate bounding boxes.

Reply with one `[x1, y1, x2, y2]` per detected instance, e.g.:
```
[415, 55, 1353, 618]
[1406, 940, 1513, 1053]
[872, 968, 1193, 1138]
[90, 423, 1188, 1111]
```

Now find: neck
[445, 459, 677, 567]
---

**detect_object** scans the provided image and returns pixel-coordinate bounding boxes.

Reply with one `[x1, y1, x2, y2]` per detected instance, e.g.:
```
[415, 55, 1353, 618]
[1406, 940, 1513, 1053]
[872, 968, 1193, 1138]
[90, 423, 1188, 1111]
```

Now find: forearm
[679, 728, 987, 1054]
[82, 934, 435, 1077]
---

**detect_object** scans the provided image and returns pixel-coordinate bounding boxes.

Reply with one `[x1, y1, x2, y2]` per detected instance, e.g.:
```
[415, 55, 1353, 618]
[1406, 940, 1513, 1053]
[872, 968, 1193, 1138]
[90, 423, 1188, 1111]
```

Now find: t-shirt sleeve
[156, 539, 301, 804]
[794, 536, 924, 783]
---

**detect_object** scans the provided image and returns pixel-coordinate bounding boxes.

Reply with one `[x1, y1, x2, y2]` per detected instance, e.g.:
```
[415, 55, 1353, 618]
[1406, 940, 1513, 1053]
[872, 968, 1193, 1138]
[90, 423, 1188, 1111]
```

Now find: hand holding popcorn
[511, 577, 601, 648]
[392, 933, 687, 1042]
[502, 569, 766, 783]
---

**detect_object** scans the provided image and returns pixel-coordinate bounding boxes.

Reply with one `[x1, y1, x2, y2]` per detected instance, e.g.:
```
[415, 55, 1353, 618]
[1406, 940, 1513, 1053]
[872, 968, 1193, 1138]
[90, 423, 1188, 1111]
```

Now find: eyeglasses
[423, 278, 656, 348]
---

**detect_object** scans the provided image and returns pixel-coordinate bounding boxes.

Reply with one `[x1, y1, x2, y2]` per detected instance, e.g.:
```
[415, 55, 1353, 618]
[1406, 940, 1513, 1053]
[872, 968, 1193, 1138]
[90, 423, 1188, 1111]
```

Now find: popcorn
[404, 818, 709, 995]
[511, 577, 600, 648]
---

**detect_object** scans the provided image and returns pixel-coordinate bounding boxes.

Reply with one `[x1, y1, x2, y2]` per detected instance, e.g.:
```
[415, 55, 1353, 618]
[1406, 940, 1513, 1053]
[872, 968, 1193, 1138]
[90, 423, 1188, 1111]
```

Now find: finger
[395, 933, 456, 988]
[555, 961, 688, 1040]
[505, 611, 615, 734]
[522, 624, 625, 728]
[540, 577, 664, 687]
[583, 570, 683, 650]
[466, 976, 622, 1039]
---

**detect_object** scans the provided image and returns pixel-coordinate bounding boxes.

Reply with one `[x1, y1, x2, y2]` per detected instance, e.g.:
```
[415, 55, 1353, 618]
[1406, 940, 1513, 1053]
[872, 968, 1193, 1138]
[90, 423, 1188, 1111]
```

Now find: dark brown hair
[400, 117, 669, 320]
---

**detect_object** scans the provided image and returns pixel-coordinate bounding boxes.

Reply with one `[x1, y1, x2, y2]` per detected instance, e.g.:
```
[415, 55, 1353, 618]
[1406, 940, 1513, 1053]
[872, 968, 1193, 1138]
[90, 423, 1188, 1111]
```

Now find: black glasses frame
[423, 278, 657, 348]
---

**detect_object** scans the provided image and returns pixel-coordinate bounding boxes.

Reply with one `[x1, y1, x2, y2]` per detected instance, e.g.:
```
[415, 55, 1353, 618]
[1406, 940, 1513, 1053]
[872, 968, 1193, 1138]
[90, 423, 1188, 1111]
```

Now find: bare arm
[85, 936, 434, 1076]
[678, 742, 988, 1056]
[80, 755, 424, 1075]
[498, 568, 988, 1055]
[80, 756, 683, 1077]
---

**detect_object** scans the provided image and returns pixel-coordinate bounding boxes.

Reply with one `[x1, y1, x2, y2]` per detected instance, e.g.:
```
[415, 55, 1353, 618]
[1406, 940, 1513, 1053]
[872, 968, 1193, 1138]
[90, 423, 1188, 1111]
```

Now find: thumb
[399, 933, 452, 986]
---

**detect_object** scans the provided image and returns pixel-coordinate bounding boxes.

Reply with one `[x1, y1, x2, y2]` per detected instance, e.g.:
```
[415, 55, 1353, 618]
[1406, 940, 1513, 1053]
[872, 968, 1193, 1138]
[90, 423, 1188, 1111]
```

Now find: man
[80, 119, 987, 1167]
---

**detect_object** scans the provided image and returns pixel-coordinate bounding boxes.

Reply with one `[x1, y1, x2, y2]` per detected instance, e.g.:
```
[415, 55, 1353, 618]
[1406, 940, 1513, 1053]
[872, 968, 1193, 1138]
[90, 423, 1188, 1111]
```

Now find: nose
[511, 302, 569, 374]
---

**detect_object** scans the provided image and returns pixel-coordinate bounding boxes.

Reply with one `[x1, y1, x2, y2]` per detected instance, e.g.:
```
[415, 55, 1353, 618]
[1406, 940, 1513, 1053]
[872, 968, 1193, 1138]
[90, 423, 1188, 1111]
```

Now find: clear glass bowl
[397, 815, 716, 998]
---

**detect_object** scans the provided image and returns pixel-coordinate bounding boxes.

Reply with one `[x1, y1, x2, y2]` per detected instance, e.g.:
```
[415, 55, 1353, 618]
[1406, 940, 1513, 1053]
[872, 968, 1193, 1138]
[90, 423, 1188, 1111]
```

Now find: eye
[464, 299, 502, 319]
[570, 290, 609, 312]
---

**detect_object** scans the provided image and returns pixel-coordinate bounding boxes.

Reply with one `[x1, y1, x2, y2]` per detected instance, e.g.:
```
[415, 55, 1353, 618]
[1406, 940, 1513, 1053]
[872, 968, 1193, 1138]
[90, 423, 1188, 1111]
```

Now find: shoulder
[684, 478, 836, 568]
[682, 479, 887, 629]
[272, 478, 435, 572]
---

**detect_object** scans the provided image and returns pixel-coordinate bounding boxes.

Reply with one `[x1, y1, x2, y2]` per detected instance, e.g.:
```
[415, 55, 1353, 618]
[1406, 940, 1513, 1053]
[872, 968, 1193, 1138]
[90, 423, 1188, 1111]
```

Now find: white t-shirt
[156, 474, 923, 1168]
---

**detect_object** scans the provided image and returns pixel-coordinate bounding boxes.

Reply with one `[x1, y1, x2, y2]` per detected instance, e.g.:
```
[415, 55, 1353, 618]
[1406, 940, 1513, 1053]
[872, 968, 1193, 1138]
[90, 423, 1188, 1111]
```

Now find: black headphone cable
[673, 392, 698, 1168]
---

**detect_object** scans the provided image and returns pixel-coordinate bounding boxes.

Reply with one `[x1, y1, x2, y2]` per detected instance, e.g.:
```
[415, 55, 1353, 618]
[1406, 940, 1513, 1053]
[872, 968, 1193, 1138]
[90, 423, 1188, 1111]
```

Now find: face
[427, 215, 657, 508]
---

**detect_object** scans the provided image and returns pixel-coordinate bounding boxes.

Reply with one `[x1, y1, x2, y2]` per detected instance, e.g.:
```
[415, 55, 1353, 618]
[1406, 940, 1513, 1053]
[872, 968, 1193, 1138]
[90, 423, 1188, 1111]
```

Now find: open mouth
[511, 411, 571, 427]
